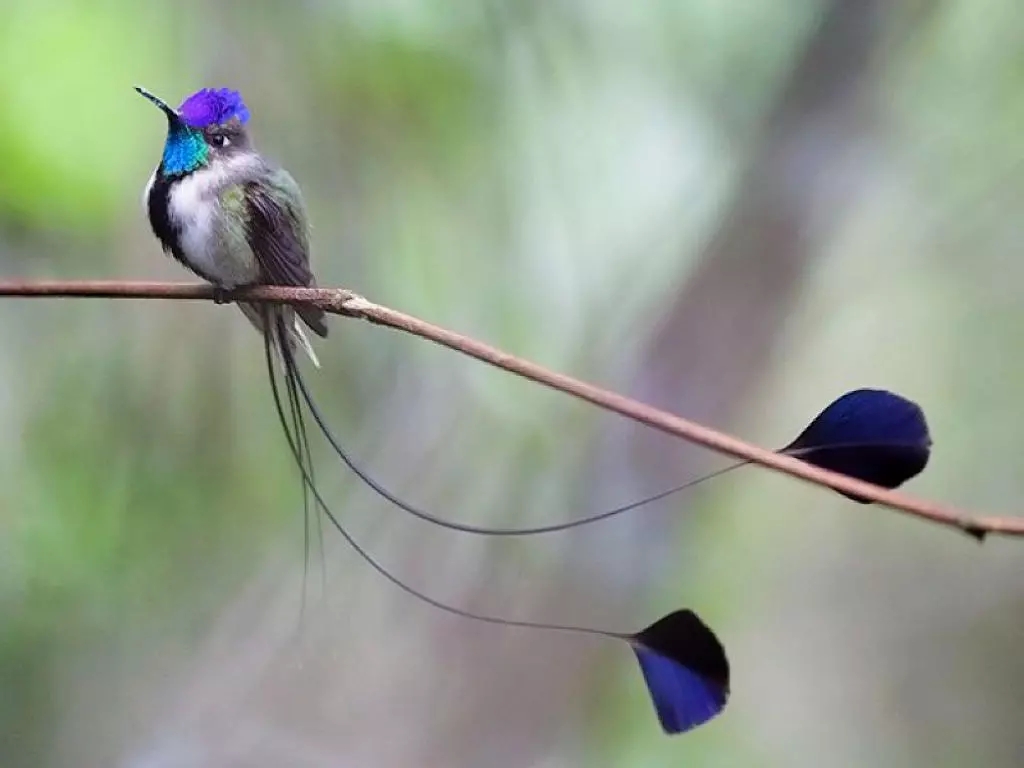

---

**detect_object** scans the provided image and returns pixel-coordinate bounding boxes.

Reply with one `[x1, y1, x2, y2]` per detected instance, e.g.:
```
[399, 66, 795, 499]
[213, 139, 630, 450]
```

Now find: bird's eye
[210, 134, 230, 148]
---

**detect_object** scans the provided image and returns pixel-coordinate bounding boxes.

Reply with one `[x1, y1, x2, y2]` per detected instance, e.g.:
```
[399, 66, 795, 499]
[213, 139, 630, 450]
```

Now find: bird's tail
[240, 302, 320, 368]
[290, 321, 320, 368]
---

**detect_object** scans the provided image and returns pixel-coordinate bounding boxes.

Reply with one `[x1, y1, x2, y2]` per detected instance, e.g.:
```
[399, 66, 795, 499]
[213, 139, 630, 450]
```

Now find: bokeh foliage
[1, 1, 1022, 766]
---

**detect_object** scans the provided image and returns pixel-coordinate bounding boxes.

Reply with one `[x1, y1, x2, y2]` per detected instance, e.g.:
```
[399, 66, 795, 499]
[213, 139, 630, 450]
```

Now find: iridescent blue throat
[161, 126, 208, 176]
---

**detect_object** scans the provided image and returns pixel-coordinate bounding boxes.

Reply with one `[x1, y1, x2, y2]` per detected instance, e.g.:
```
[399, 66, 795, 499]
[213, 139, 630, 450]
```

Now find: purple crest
[177, 88, 250, 129]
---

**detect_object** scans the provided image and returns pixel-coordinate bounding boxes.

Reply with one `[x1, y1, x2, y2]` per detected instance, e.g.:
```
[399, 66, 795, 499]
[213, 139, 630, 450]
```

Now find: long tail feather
[262, 309, 324, 625]
[269, 313, 728, 737]
[269, 313, 686, 635]
[281, 359, 935, 538]
[290, 318, 320, 369]
[241, 302, 320, 368]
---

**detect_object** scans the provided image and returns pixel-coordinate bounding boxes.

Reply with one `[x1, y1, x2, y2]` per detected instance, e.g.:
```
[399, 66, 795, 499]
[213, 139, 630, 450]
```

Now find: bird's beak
[135, 85, 184, 129]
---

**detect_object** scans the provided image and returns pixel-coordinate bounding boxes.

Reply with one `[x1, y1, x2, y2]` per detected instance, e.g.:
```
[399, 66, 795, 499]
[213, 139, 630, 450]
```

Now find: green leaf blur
[1, 1, 1022, 766]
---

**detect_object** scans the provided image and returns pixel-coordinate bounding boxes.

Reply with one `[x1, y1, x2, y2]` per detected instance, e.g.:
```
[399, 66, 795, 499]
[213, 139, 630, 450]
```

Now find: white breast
[143, 169, 156, 212]
[166, 155, 264, 287]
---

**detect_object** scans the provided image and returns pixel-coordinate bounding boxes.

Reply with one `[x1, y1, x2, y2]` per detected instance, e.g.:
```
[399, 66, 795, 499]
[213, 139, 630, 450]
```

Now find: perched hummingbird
[135, 84, 732, 738]
[136, 85, 327, 365]
[134, 88, 934, 739]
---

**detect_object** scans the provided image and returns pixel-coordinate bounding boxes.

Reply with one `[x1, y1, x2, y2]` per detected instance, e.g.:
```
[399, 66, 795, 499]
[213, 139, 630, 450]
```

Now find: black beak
[135, 85, 183, 128]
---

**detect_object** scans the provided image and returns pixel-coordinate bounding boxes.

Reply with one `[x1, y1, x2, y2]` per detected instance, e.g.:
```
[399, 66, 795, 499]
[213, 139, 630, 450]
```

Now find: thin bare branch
[0, 278, 1017, 540]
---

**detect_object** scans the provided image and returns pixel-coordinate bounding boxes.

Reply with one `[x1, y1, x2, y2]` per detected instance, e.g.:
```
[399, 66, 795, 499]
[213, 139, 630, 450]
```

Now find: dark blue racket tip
[784, 388, 931, 503]
[630, 609, 729, 735]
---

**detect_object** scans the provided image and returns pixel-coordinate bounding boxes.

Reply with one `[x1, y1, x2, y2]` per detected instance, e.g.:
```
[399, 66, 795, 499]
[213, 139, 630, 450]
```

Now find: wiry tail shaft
[241, 302, 320, 368]
[266, 313, 627, 639]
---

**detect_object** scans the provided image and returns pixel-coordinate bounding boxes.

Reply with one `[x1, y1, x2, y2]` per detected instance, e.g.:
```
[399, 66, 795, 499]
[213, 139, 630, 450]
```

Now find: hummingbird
[136, 85, 327, 366]
[134, 86, 732, 738]
[136, 88, 935, 738]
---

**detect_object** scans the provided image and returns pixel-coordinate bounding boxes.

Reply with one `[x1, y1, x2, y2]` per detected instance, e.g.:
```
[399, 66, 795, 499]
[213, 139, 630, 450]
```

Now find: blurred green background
[1, 1, 1022, 766]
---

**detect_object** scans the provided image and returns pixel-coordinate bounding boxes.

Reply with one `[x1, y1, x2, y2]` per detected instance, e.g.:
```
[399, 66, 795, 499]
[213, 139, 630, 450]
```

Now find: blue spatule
[630, 610, 730, 734]
[783, 388, 931, 503]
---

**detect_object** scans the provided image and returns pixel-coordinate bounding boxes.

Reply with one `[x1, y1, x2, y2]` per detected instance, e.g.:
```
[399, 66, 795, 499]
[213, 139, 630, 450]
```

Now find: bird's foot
[212, 286, 232, 305]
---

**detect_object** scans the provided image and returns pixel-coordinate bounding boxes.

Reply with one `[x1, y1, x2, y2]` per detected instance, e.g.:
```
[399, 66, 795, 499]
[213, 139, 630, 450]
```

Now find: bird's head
[136, 86, 253, 177]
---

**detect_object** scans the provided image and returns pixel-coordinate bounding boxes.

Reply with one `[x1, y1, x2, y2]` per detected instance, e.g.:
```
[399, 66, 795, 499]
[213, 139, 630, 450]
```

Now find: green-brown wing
[244, 169, 328, 337]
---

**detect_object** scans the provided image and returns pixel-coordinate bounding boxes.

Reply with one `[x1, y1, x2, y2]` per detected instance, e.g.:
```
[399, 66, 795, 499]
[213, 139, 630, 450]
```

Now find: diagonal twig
[0, 278, 1018, 540]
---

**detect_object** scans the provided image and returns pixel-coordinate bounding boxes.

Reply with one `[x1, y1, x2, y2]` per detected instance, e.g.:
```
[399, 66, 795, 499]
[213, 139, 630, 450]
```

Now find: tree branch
[0, 278, 1017, 540]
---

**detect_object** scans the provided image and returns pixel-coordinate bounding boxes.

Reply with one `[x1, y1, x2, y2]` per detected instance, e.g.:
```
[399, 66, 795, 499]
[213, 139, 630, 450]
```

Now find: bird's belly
[179, 215, 259, 287]
[170, 182, 259, 288]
